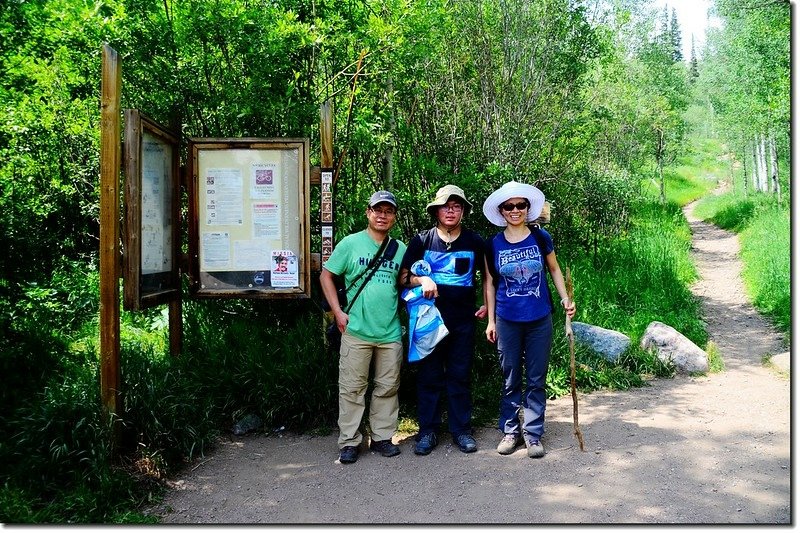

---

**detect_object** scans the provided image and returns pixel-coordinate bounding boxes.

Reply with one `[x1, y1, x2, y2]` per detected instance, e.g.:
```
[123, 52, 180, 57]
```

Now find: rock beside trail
[640, 321, 708, 373]
[770, 352, 790, 373]
[232, 414, 263, 436]
[570, 322, 631, 362]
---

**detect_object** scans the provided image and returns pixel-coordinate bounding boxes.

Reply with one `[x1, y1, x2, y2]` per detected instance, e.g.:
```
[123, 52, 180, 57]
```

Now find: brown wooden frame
[123, 109, 181, 310]
[187, 138, 311, 299]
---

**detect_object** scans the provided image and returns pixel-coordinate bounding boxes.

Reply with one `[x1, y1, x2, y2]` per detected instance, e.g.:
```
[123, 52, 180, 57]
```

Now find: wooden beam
[99, 44, 121, 418]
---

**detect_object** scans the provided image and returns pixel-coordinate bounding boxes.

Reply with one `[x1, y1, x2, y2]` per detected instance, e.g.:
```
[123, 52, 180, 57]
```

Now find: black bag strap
[343, 237, 395, 313]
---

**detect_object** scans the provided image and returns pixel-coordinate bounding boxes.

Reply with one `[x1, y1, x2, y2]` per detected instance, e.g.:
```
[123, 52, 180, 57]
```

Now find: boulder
[640, 321, 708, 373]
[570, 322, 631, 362]
[232, 414, 263, 436]
[770, 352, 790, 373]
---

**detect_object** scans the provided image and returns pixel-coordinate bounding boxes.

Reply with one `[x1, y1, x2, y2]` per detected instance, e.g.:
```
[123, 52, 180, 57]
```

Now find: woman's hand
[485, 322, 497, 343]
[474, 304, 487, 319]
[562, 298, 576, 320]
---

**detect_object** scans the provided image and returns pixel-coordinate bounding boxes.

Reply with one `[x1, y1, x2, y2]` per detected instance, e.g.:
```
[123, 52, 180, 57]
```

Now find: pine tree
[689, 35, 699, 80]
[670, 8, 683, 62]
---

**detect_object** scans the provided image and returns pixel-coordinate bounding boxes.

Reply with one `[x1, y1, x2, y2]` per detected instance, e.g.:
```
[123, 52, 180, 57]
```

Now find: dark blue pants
[496, 314, 553, 440]
[416, 318, 475, 437]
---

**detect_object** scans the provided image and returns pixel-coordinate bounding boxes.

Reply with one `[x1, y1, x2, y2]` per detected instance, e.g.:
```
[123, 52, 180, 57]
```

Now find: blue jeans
[496, 314, 553, 440]
[416, 318, 475, 437]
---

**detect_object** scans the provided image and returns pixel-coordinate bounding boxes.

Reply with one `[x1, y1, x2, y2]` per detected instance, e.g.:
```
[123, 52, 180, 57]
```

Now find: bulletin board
[122, 110, 181, 310]
[187, 138, 310, 299]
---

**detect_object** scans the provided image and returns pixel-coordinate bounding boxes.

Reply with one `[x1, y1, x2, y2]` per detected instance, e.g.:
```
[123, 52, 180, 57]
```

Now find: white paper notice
[205, 168, 243, 225]
[252, 202, 280, 239]
[271, 250, 298, 287]
[201, 232, 231, 270]
[141, 136, 171, 274]
[233, 240, 269, 270]
[251, 162, 279, 199]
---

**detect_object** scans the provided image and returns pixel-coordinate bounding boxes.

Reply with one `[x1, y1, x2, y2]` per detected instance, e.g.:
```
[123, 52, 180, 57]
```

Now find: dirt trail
[149, 201, 790, 524]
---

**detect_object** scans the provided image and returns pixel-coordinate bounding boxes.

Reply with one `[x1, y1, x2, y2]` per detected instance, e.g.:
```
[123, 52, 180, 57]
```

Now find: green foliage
[559, 199, 706, 346]
[697, 0, 789, 175]
[0, 341, 156, 524]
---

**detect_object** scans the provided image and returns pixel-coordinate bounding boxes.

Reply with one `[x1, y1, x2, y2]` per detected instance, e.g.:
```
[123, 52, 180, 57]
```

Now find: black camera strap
[342, 236, 396, 314]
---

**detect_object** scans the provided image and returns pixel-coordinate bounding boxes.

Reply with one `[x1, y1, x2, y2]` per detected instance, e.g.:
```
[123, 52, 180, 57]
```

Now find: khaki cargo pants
[337, 331, 403, 448]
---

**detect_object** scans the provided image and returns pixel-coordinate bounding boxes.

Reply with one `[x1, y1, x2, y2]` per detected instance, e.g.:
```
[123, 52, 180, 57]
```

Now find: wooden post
[100, 44, 122, 419]
[320, 100, 335, 265]
[320, 100, 333, 169]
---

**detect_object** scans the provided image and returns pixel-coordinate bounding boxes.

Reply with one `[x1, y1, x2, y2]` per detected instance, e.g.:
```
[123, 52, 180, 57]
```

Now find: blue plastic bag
[402, 285, 448, 363]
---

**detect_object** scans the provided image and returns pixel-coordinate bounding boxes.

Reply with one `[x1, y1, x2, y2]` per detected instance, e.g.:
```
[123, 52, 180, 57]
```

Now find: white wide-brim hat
[482, 181, 546, 227]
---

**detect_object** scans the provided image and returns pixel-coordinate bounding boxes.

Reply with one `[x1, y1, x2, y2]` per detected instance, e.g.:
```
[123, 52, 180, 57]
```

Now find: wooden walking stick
[564, 267, 585, 451]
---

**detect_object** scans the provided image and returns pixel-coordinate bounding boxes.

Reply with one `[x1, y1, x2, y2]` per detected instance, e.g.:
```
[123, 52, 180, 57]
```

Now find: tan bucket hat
[425, 184, 473, 216]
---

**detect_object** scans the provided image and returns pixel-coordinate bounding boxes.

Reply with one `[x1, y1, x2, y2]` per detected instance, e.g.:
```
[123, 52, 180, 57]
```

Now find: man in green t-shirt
[320, 190, 407, 464]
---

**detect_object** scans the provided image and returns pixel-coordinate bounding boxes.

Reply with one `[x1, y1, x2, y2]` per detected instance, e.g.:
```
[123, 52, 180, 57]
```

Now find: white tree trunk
[751, 138, 760, 192]
[742, 144, 748, 198]
[757, 134, 768, 192]
[769, 133, 781, 201]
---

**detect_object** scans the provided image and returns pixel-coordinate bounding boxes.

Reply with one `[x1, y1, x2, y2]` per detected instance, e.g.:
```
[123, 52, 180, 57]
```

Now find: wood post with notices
[99, 43, 122, 420]
[320, 100, 335, 266]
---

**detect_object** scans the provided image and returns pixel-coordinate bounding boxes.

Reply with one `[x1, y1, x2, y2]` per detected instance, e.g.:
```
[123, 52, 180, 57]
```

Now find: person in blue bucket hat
[399, 184, 487, 456]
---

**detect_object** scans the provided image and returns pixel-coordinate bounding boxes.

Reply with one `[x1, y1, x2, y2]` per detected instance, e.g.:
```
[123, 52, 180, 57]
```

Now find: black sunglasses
[500, 201, 530, 212]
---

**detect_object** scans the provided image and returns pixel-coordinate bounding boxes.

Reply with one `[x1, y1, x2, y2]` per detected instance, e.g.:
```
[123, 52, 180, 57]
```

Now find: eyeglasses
[439, 203, 463, 212]
[500, 201, 530, 212]
[370, 207, 396, 216]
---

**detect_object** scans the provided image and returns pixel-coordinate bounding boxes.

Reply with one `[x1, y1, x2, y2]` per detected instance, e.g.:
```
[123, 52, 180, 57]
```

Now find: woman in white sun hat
[482, 181, 576, 459]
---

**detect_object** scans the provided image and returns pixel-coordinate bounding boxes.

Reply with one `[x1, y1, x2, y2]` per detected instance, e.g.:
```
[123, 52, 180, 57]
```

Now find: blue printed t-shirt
[323, 230, 406, 343]
[400, 227, 484, 323]
[489, 228, 554, 323]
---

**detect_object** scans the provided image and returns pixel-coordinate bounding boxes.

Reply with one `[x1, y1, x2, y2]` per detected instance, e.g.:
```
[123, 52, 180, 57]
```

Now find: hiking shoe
[370, 439, 401, 457]
[454, 433, 477, 453]
[414, 433, 438, 455]
[496, 433, 523, 455]
[338, 446, 359, 464]
[526, 439, 545, 458]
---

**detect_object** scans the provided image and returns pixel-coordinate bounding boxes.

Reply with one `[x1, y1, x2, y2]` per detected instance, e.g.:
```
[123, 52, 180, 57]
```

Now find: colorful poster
[251, 162, 279, 199]
[271, 250, 299, 287]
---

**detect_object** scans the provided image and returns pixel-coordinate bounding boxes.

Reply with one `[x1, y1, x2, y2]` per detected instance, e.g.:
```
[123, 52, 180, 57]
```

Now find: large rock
[640, 321, 708, 373]
[570, 322, 631, 362]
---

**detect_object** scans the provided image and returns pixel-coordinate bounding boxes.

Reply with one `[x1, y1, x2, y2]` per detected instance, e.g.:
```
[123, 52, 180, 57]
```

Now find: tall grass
[560, 200, 706, 345]
[694, 192, 790, 337]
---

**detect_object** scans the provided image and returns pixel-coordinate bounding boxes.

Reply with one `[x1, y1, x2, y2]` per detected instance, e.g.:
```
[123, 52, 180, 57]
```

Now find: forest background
[0, 0, 790, 523]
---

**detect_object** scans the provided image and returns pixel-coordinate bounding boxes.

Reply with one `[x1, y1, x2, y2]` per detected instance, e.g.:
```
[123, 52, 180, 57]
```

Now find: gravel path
[149, 201, 790, 524]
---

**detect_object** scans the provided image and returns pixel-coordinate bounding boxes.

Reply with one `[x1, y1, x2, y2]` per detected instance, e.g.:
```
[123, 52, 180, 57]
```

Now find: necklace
[438, 225, 459, 250]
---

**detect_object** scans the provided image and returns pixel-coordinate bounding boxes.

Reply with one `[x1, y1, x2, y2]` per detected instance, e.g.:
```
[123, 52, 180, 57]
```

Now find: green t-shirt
[323, 230, 406, 343]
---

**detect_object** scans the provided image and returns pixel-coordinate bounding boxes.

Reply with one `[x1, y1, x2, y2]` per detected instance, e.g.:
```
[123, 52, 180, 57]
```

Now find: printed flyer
[271, 250, 298, 287]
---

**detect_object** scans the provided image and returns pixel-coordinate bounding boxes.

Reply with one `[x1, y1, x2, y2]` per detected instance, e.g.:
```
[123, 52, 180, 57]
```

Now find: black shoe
[338, 446, 359, 463]
[370, 439, 401, 457]
[454, 433, 477, 453]
[414, 432, 438, 455]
